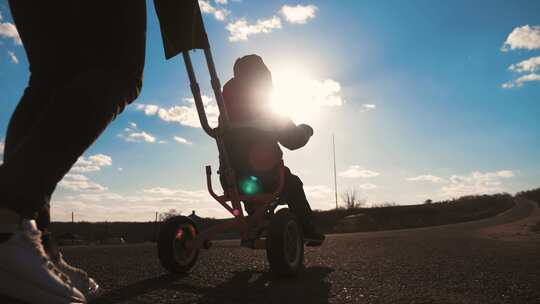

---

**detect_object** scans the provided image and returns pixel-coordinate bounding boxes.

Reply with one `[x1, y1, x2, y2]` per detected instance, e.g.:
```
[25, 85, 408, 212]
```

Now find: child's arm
[277, 119, 314, 150]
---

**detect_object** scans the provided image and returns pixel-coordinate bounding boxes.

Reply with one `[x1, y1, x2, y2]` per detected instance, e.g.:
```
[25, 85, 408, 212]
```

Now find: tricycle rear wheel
[157, 215, 199, 273]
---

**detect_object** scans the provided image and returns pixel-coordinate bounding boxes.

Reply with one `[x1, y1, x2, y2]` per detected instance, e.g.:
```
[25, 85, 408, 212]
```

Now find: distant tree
[370, 202, 397, 208]
[159, 209, 182, 221]
[341, 188, 366, 209]
[424, 199, 433, 204]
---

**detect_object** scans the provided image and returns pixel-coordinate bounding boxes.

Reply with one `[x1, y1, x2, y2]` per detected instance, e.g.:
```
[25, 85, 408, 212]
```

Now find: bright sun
[269, 67, 340, 123]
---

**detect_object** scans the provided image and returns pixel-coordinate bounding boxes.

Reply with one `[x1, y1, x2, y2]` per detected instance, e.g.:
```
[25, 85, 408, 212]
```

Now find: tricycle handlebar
[182, 51, 216, 138]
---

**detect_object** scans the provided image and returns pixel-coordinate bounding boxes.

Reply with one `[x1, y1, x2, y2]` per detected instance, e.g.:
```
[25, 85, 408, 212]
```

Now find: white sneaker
[50, 251, 100, 299]
[0, 219, 86, 303]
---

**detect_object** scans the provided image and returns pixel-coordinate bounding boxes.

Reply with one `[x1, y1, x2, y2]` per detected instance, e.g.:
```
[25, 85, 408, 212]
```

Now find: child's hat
[233, 54, 272, 84]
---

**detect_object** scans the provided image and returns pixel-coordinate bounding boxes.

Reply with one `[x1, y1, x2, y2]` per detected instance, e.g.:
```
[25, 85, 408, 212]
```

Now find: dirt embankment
[479, 198, 540, 241]
[313, 193, 515, 234]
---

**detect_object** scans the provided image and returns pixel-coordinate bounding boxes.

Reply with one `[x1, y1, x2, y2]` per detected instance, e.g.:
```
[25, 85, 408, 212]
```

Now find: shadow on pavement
[92, 266, 334, 304]
[91, 273, 188, 304]
[197, 266, 334, 304]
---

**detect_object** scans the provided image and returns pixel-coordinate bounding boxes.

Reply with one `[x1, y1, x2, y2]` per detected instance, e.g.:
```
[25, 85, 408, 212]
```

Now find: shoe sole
[0, 267, 86, 304]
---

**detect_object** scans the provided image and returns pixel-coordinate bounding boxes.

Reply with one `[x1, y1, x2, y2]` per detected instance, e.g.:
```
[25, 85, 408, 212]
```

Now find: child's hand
[299, 124, 314, 137]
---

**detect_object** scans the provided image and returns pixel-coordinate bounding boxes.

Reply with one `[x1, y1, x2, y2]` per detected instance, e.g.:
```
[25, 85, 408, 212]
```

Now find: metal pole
[203, 48, 229, 126]
[182, 51, 215, 137]
[202, 47, 242, 216]
[333, 134, 338, 209]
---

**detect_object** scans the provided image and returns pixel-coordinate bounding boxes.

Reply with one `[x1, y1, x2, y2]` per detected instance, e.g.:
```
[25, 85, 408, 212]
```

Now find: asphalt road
[55, 199, 540, 303]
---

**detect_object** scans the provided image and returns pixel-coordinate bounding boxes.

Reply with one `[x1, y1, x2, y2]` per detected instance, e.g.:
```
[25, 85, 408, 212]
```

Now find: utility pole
[71, 211, 75, 234]
[154, 211, 159, 242]
[333, 134, 338, 209]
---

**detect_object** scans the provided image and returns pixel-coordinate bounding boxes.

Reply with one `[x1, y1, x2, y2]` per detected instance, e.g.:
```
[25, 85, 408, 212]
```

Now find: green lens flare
[239, 176, 261, 195]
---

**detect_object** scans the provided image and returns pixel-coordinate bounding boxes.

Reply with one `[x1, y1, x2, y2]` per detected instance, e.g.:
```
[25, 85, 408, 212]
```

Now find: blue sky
[1, 0, 539, 221]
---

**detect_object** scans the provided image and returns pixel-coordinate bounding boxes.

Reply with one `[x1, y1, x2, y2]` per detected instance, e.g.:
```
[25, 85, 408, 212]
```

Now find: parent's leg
[0, 67, 143, 218]
[3, 86, 55, 230]
[0, 1, 146, 301]
[0, 0, 146, 220]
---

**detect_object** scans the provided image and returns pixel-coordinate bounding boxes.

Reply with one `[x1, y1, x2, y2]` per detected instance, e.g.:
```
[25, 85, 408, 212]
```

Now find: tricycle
[154, 0, 312, 277]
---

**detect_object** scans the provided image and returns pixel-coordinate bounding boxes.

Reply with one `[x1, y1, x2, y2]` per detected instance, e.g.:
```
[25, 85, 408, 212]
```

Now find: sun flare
[269, 67, 343, 123]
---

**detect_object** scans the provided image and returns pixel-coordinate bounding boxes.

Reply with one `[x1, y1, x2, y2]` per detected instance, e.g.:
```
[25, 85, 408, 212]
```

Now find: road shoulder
[479, 198, 540, 241]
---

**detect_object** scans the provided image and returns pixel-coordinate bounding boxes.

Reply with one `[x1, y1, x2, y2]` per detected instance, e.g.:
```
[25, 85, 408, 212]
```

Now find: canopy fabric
[153, 0, 210, 59]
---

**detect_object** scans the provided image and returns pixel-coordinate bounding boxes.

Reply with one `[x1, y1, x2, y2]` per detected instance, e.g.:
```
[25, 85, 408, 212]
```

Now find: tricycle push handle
[182, 51, 216, 138]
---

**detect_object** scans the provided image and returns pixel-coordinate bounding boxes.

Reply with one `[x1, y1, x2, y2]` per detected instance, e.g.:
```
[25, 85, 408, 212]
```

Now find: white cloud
[406, 174, 445, 183]
[199, 0, 230, 21]
[311, 79, 344, 106]
[304, 185, 335, 210]
[54, 183, 338, 221]
[52, 186, 232, 221]
[226, 16, 282, 42]
[142, 187, 207, 197]
[7, 51, 18, 64]
[136, 96, 219, 128]
[501, 73, 540, 89]
[118, 123, 158, 143]
[173, 136, 193, 145]
[359, 104, 376, 113]
[501, 82, 513, 89]
[495, 170, 514, 178]
[137, 104, 159, 116]
[280, 4, 317, 24]
[59, 174, 107, 192]
[503, 55, 540, 88]
[221, 4, 316, 42]
[358, 183, 377, 190]
[71, 154, 112, 173]
[509, 55, 540, 73]
[441, 170, 515, 197]
[127, 131, 156, 143]
[338, 165, 380, 178]
[501, 25, 540, 89]
[501, 25, 540, 52]
[0, 18, 21, 45]
[61, 154, 112, 192]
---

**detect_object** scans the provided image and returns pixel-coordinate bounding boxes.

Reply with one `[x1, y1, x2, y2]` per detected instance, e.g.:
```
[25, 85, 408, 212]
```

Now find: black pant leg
[0, 67, 143, 218]
[0, 0, 146, 218]
[281, 167, 313, 226]
[3, 86, 55, 229]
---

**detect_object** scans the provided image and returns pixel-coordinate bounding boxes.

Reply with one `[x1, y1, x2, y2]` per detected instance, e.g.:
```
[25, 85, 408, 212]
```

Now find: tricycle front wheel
[266, 208, 304, 277]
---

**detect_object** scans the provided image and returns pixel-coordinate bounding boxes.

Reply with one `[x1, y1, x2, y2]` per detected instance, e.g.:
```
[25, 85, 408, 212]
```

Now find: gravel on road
[50, 199, 540, 303]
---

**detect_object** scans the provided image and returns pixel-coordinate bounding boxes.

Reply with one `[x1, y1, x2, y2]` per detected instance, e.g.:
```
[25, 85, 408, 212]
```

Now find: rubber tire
[157, 215, 199, 274]
[266, 208, 305, 277]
